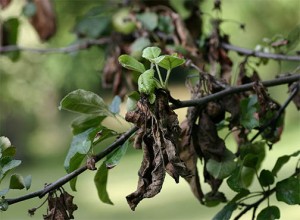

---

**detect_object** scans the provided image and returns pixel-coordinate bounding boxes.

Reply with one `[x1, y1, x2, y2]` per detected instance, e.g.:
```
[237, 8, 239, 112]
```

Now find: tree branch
[173, 73, 300, 109]
[221, 42, 300, 61]
[0, 38, 111, 54]
[5, 73, 299, 206]
[233, 169, 299, 220]
[6, 126, 138, 205]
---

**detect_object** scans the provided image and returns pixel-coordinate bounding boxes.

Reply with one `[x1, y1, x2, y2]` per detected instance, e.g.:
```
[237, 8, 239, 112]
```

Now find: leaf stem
[155, 64, 164, 87]
[164, 69, 171, 88]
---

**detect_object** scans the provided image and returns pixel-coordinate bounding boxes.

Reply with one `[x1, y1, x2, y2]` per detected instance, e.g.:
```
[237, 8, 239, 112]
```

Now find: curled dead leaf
[30, 0, 56, 41]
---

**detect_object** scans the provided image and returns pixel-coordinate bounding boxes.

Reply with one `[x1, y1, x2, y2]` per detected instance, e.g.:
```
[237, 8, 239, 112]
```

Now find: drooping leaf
[94, 162, 113, 205]
[142, 46, 161, 61]
[9, 174, 31, 190]
[2, 18, 20, 61]
[207, 149, 236, 179]
[118, 55, 146, 73]
[138, 69, 156, 95]
[240, 95, 259, 130]
[243, 154, 260, 168]
[106, 140, 129, 169]
[212, 202, 238, 220]
[64, 128, 94, 172]
[227, 165, 244, 192]
[126, 91, 140, 111]
[276, 175, 300, 205]
[59, 89, 113, 116]
[272, 150, 300, 176]
[109, 96, 122, 114]
[68, 153, 86, 191]
[136, 12, 158, 31]
[204, 191, 227, 207]
[71, 114, 106, 135]
[0, 159, 21, 182]
[259, 169, 274, 187]
[257, 206, 280, 220]
[154, 54, 185, 70]
[29, 0, 56, 41]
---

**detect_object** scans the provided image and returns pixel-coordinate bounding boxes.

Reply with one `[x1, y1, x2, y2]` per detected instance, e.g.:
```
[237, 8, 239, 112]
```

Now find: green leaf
[94, 162, 113, 205]
[157, 15, 174, 34]
[0, 160, 21, 182]
[227, 166, 244, 192]
[154, 54, 185, 70]
[118, 55, 146, 73]
[204, 191, 226, 207]
[257, 206, 280, 220]
[126, 91, 140, 111]
[243, 154, 260, 168]
[136, 12, 158, 31]
[109, 96, 121, 114]
[272, 150, 300, 176]
[241, 167, 256, 187]
[59, 89, 113, 116]
[207, 149, 236, 179]
[68, 153, 86, 191]
[9, 174, 31, 190]
[240, 95, 259, 130]
[276, 175, 300, 205]
[0, 136, 12, 152]
[73, 6, 111, 38]
[138, 69, 157, 95]
[142, 46, 161, 61]
[71, 115, 106, 135]
[240, 141, 265, 169]
[1, 147, 16, 158]
[259, 169, 274, 187]
[64, 128, 94, 172]
[2, 18, 20, 61]
[212, 202, 237, 220]
[106, 140, 129, 169]
[130, 37, 151, 58]
[287, 25, 300, 51]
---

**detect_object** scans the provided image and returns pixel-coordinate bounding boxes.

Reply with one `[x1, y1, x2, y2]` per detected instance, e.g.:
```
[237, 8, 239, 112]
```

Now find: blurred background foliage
[0, 0, 299, 219]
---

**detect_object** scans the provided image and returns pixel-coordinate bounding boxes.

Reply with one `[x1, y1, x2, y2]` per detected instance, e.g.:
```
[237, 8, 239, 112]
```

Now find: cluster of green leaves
[59, 90, 129, 204]
[119, 46, 185, 105]
[205, 136, 300, 219]
[0, 137, 31, 211]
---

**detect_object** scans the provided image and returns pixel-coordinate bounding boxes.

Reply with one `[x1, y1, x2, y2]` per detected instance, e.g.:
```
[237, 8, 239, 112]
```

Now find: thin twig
[250, 82, 299, 142]
[233, 169, 299, 220]
[6, 126, 138, 205]
[0, 38, 111, 54]
[173, 73, 300, 109]
[5, 74, 300, 206]
[221, 42, 300, 61]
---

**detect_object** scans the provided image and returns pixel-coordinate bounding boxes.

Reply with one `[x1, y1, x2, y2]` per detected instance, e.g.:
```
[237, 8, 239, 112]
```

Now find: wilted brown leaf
[290, 82, 300, 110]
[30, 0, 56, 41]
[126, 90, 190, 210]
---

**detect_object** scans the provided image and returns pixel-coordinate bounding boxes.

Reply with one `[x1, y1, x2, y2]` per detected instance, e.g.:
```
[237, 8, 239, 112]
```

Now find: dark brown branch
[173, 73, 300, 109]
[0, 38, 111, 54]
[6, 126, 138, 205]
[5, 73, 299, 206]
[221, 42, 300, 61]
